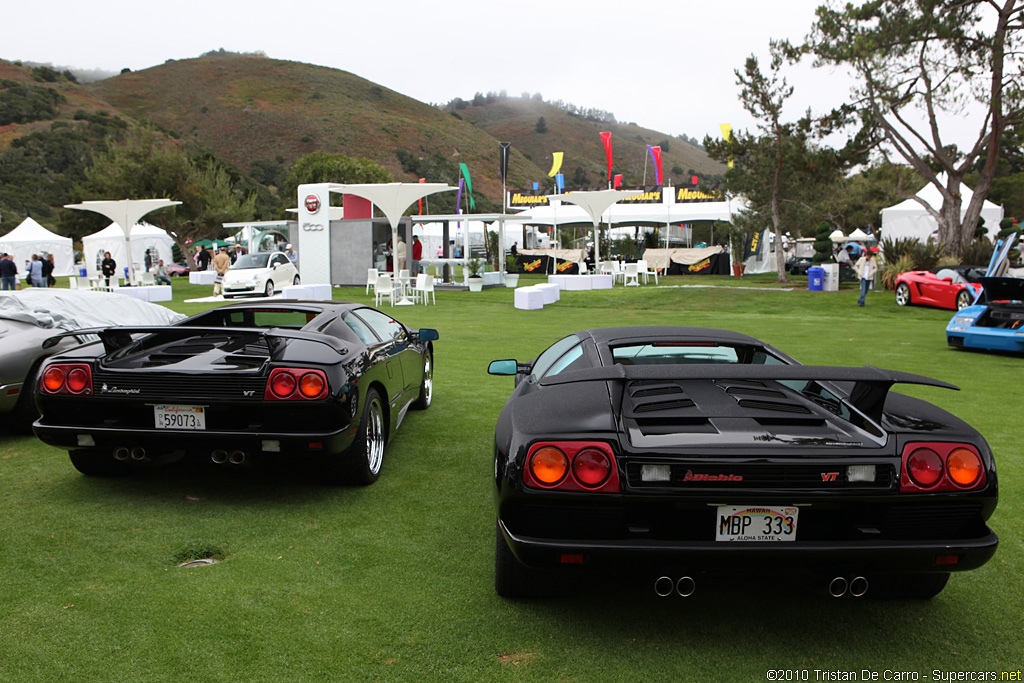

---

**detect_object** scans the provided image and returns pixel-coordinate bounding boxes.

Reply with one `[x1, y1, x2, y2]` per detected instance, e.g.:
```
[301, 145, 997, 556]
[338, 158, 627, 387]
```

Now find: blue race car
[946, 276, 1024, 353]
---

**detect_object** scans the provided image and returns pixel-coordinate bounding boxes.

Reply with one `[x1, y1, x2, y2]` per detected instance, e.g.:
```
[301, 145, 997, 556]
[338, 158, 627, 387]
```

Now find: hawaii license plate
[154, 405, 206, 430]
[715, 505, 798, 541]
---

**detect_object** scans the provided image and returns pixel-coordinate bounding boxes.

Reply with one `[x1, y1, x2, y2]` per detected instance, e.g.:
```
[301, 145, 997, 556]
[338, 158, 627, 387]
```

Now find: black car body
[488, 327, 997, 599]
[33, 301, 436, 485]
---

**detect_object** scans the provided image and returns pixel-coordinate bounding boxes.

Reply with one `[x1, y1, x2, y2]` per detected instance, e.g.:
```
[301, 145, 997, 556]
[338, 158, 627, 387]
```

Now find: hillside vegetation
[1, 53, 724, 232]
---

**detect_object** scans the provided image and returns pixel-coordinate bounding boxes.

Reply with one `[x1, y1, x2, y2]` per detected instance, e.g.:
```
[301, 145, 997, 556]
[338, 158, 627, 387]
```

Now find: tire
[325, 388, 386, 485]
[895, 282, 911, 306]
[9, 362, 42, 433]
[293, 275, 301, 286]
[412, 349, 433, 410]
[264, 280, 275, 297]
[69, 450, 127, 477]
[956, 289, 973, 310]
[870, 573, 950, 599]
[494, 522, 567, 599]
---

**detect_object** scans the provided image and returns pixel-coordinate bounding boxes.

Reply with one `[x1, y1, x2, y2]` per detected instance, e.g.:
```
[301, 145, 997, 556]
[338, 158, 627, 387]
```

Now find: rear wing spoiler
[539, 364, 958, 424]
[42, 326, 351, 357]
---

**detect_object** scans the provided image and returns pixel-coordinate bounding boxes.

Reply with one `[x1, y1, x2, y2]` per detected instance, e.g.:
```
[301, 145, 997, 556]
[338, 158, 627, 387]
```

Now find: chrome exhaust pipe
[211, 450, 228, 465]
[654, 576, 674, 597]
[849, 576, 869, 597]
[130, 447, 147, 461]
[228, 450, 246, 465]
[675, 576, 696, 597]
[113, 447, 130, 461]
[829, 576, 849, 598]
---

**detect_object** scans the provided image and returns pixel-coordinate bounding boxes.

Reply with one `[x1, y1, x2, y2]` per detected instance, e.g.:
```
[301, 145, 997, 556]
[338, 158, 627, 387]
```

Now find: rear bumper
[499, 518, 998, 574]
[33, 421, 358, 457]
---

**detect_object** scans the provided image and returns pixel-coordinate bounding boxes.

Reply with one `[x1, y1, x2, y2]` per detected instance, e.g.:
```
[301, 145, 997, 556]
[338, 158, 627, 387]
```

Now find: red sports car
[895, 267, 984, 311]
[166, 263, 191, 277]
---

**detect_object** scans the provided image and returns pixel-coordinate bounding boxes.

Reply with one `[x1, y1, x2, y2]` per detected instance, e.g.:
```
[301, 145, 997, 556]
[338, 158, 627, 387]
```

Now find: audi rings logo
[304, 194, 321, 213]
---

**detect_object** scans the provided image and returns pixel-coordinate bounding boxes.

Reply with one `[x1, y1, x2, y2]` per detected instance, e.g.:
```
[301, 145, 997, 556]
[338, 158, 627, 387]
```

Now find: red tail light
[524, 442, 620, 493]
[264, 369, 328, 400]
[900, 442, 987, 492]
[40, 363, 92, 395]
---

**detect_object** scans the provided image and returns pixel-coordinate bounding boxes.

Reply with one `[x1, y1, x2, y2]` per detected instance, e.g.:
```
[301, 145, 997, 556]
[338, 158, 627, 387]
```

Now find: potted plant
[504, 255, 519, 288]
[728, 223, 750, 277]
[466, 258, 484, 292]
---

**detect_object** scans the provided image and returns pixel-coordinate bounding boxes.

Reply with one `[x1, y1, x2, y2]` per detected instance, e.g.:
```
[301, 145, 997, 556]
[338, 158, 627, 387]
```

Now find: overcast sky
[3, 1, 861, 140]
[2, 0, 986, 150]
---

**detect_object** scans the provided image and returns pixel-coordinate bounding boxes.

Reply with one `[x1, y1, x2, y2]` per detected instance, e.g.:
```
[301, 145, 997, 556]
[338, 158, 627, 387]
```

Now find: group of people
[0, 252, 57, 289]
[377, 235, 424, 274]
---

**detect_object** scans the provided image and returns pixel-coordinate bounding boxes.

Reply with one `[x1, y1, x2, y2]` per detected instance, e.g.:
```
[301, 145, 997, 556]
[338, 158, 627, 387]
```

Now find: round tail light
[947, 448, 982, 486]
[573, 448, 611, 487]
[42, 366, 66, 393]
[530, 447, 568, 485]
[299, 372, 325, 398]
[270, 372, 296, 398]
[907, 448, 943, 487]
[66, 367, 89, 393]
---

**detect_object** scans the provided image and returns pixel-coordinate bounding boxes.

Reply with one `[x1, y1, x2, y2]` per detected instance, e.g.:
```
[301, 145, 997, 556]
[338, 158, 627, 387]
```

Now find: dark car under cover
[33, 301, 436, 485]
[488, 327, 997, 599]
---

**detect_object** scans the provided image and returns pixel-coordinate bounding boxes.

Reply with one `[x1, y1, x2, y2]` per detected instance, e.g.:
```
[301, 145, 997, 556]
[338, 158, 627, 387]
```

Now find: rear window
[612, 343, 740, 365]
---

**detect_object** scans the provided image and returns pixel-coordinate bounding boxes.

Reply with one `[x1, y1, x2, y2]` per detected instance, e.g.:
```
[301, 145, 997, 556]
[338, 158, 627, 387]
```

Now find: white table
[113, 285, 172, 302]
[534, 283, 561, 304]
[514, 286, 545, 310]
[394, 275, 417, 306]
[189, 271, 217, 285]
[282, 284, 332, 300]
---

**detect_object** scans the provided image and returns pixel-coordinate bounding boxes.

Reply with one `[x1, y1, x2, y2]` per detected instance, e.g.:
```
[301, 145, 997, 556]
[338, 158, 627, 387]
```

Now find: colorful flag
[613, 174, 623, 189]
[692, 175, 698, 186]
[720, 124, 733, 168]
[548, 152, 563, 178]
[418, 177, 425, 213]
[459, 163, 475, 210]
[647, 145, 663, 185]
[555, 174, 564, 191]
[456, 177, 464, 215]
[499, 142, 511, 185]
[599, 132, 613, 183]
[532, 181, 539, 191]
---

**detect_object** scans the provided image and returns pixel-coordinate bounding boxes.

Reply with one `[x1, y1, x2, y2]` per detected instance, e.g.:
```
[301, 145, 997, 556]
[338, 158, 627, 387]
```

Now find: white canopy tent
[66, 198, 180, 282]
[0, 217, 75, 276]
[81, 222, 176, 278]
[510, 198, 741, 227]
[880, 175, 1003, 243]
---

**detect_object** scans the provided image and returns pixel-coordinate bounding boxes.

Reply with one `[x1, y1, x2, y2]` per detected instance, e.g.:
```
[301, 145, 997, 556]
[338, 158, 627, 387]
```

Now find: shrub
[880, 254, 915, 290]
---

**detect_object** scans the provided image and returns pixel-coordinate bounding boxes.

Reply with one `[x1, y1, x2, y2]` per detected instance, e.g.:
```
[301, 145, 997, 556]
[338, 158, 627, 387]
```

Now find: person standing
[28, 254, 45, 288]
[411, 234, 423, 275]
[101, 251, 117, 288]
[43, 253, 55, 287]
[197, 246, 212, 272]
[152, 259, 172, 285]
[395, 236, 407, 273]
[212, 246, 231, 296]
[0, 253, 18, 290]
[856, 249, 877, 307]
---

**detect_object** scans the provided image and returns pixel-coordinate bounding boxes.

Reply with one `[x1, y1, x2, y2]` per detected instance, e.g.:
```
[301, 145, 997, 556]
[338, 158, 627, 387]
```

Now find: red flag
[691, 175, 698, 186]
[613, 174, 623, 189]
[651, 146, 663, 185]
[418, 177, 425, 213]
[599, 132, 613, 184]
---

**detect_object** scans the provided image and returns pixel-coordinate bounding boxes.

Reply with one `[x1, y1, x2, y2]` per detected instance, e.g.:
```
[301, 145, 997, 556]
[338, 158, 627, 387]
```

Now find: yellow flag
[547, 152, 563, 178]
[719, 124, 733, 168]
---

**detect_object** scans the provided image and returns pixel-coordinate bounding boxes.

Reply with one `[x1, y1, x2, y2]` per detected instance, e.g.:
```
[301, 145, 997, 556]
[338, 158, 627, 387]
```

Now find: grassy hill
[1, 53, 725, 224]
[447, 94, 724, 190]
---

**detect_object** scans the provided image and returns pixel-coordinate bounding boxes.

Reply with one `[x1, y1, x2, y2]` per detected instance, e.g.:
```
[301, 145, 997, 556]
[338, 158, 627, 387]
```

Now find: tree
[70, 126, 258, 257]
[535, 116, 548, 134]
[808, 0, 1024, 257]
[282, 151, 392, 205]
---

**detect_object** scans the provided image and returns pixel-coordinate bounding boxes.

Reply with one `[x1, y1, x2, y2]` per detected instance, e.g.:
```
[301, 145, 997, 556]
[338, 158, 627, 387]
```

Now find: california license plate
[715, 505, 798, 541]
[154, 405, 206, 430]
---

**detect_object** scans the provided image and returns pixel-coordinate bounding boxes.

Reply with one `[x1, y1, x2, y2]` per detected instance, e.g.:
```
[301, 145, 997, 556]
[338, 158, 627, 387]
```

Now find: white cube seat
[534, 283, 561, 304]
[514, 286, 545, 310]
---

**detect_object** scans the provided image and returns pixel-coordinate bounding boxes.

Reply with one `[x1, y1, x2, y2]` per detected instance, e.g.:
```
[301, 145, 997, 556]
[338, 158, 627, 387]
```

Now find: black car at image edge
[488, 327, 997, 599]
[33, 301, 436, 485]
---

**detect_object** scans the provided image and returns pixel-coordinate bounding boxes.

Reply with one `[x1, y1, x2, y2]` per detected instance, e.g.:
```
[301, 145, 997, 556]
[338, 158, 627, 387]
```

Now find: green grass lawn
[1, 274, 1021, 681]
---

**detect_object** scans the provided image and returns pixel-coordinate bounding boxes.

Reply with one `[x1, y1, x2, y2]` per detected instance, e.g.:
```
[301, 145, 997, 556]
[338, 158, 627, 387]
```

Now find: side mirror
[417, 328, 439, 342]
[488, 359, 518, 376]
[271, 262, 280, 269]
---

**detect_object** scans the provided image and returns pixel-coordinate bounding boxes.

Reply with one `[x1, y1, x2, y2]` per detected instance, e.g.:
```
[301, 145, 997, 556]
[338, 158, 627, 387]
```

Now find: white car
[222, 251, 299, 298]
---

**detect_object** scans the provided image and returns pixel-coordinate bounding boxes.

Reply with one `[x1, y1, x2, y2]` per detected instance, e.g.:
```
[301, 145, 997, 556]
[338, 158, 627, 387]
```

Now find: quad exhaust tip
[113, 447, 130, 461]
[829, 576, 868, 598]
[211, 450, 228, 465]
[130, 447, 147, 461]
[654, 575, 695, 597]
[228, 450, 246, 465]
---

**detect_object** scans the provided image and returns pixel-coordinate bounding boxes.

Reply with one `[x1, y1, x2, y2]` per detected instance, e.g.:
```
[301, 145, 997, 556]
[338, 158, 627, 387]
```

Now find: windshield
[233, 254, 270, 269]
[613, 343, 741, 365]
